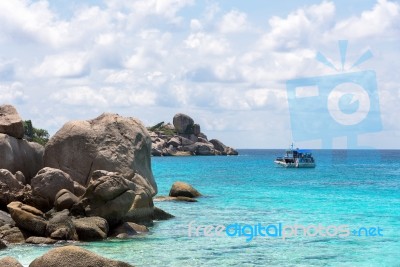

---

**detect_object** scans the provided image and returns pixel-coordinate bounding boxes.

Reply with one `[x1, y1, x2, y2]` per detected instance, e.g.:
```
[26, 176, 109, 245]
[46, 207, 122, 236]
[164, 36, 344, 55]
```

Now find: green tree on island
[23, 120, 50, 146]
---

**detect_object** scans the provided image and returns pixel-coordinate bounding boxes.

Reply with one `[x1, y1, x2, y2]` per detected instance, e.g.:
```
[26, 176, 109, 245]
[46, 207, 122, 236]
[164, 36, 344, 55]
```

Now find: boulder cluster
[150, 113, 238, 156]
[0, 105, 170, 255]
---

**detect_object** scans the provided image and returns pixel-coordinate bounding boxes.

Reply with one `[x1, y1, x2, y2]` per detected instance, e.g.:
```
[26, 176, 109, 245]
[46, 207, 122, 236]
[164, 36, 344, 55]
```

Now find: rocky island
[149, 113, 238, 156]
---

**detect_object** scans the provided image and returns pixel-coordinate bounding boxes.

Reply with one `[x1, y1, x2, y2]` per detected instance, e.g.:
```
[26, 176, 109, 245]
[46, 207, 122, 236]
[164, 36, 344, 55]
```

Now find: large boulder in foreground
[173, 113, 194, 134]
[0, 134, 44, 183]
[44, 113, 156, 196]
[31, 168, 75, 204]
[0, 256, 23, 267]
[29, 246, 134, 267]
[169, 181, 201, 198]
[0, 104, 24, 139]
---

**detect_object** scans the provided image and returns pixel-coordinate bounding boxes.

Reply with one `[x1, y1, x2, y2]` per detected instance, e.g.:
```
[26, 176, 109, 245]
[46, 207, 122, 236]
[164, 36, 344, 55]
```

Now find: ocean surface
[1, 149, 400, 266]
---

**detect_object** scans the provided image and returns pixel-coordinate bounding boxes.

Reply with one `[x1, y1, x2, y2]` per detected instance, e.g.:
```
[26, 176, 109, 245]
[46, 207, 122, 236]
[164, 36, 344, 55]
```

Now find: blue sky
[0, 0, 399, 149]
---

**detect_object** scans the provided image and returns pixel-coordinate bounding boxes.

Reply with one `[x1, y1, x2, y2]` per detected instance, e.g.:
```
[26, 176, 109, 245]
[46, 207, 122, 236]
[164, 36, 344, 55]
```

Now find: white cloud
[0, 82, 28, 103]
[260, 1, 335, 51]
[332, 0, 400, 39]
[218, 10, 249, 33]
[51, 86, 157, 108]
[185, 32, 230, 55]
[51, 86, 108, 107]
[107, 0, 194, 26]
[33, 52, 90, 78]
[0, 1, 67, 46]
[190, 19, 203, 31]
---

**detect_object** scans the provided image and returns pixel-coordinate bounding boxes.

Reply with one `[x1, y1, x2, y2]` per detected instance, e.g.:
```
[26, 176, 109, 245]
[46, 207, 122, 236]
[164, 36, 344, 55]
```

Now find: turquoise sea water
[1, 149, 400, 266]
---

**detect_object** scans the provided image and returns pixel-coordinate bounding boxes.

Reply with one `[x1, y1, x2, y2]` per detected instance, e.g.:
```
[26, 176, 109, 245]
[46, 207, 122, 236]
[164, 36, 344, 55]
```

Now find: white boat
[274, 144, 316, 168]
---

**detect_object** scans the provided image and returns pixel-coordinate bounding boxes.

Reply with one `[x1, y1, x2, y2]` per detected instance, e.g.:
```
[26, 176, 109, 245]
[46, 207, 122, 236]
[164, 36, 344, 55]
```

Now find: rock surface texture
[0, 104, 24, 139]
[29, 246, 134, 267]
[7, 201, 47, 236]
[44, 113, 157, 197]
[169, 181, 202, 198]
[0, 256, 23, 267]
[0, 134, 44, 183]
[75, 172, 154, 226]
[31, 168, 75, 204]
[150, 113, 238, 156]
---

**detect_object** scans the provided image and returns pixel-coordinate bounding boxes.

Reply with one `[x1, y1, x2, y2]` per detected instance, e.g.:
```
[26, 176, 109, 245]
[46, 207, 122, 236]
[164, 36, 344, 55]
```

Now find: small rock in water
[169, 181, 202, 198]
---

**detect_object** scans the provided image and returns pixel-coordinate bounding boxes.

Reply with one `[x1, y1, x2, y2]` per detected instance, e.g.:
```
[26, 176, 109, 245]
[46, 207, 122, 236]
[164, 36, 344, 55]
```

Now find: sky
[0, 0, 399, 149]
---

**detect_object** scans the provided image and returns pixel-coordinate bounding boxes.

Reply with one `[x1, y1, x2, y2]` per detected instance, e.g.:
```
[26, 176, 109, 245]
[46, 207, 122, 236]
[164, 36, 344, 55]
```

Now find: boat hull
[274, 160, 316, 168]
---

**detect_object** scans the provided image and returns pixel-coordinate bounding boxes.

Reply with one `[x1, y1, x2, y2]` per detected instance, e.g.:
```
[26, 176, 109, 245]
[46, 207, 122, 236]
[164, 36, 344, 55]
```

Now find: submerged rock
[152, 207, 174, 221]
[29, 246, 134, 267]
[153, 196, 198, 202]
[110, 222, 149, 238]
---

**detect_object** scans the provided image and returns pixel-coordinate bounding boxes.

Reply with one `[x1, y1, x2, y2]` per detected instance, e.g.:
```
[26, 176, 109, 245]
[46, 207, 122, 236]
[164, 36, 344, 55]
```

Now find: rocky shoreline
[149, 113, 238, 156]
[0, 105, 204, 266]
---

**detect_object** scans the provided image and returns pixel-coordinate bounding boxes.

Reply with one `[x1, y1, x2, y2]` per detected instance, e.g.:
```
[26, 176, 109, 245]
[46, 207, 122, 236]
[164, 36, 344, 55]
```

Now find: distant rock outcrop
[149, 113, 238, 156]
[173, 113, 194, 134]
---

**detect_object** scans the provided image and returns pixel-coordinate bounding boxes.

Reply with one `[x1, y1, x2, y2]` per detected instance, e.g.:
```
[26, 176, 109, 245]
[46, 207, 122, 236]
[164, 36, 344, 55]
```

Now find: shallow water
[1, 150, 400, 266]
